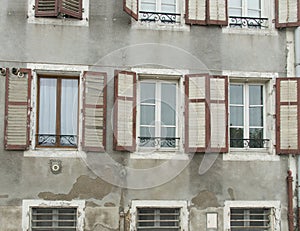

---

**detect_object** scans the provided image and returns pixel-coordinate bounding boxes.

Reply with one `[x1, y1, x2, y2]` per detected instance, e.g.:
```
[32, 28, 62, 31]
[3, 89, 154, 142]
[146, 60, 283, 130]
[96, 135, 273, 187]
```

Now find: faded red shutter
[82, 71, 107, 152]
[60, 0, 82, 19]
[275, 0, 300, 28]
[276, 78, 300, 154]
[185, 74, 208, 153]
[123, 0, 138, 20]
[206, 0, 228, 25]
[35, 0, 58, 17]
[113, 71, 137, 152]
[209, 75, 228, 152]
[185, 0, 207, 25]
[4, 69, 32, 150]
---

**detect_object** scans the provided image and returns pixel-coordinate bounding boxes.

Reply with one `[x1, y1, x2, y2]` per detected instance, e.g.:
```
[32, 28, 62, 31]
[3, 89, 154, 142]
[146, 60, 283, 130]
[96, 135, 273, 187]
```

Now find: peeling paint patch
[38, 175, 113, 200]
[228, 187, 235, 200]
[191, 190, 220, 209]
[104, 202, 116, 207]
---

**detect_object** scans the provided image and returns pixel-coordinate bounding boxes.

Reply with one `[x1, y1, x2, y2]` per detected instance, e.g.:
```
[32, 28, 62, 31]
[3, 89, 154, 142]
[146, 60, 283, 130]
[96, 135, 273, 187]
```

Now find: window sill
[131, 151, 191, 160]
[27, 17, 89, 27]
[131, 20, 190, 32]
[24, 149, 87, 158]
[223, 149, 279, 161]
[222, 27, 278, 36]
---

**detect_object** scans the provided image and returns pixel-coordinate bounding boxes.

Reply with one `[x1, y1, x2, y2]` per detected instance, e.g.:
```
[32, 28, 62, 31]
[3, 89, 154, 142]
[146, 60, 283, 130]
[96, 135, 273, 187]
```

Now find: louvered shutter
[206, 0, 228, 25]
[82, 71, 107, 152]
[185, 0, 207, 25]
[35, 0, 58, 17]
[4, 69, 32, 150]
[113, 71, 137, 152]
[276, 78, 300, 154]
[275, 0, 300, 28]
[209, 75, 228, 152]
[60, 0, 82, 19]
[185, 74, 208, 152]
[123, 0, 138, 20]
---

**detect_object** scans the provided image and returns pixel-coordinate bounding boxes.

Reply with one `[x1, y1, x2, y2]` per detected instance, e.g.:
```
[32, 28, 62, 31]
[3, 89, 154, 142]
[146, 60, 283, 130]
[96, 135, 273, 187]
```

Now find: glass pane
[249, 107, 263, 126]
[248, 0, 260, 10]
[140, 105, 155, 125]
[230, 128, 244, 148]
[161, 83, 176, 126]
[249, 128, 263, 148]
[230, 106, 244, 126]
[161, 127, 176, 148]
[249, 85, 263, 105]
[229, 8, 242, 16]
[140, 0, 156, 11]
[161, 0, 176, 13]
[248, 9, 261, 18]
[230, 84, 243, 104]
[229, 0, 242, 8]
[38, 78, 57, 146]
[140, 82, 155, 104]
[139, 127, 155, 147]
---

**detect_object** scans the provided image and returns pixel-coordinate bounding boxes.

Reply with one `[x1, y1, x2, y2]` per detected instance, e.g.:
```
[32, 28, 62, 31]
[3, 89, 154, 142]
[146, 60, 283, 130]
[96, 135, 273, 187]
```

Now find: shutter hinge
[82, 8, 84, 13]
[183, 81, 185, 85]
[32, 5, 35, 10]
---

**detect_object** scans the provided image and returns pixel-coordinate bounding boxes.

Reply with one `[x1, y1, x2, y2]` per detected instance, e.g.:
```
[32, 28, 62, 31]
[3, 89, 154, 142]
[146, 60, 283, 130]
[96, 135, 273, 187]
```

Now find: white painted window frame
[27, 0, 89, 27]
[24, 63, 88, 158]
[22, 199, 85, 231]
[229, 82, 266, 149]
[130, 200, 188, 231]
[223, 200, 281, 231]
[228, 0, 263, 18]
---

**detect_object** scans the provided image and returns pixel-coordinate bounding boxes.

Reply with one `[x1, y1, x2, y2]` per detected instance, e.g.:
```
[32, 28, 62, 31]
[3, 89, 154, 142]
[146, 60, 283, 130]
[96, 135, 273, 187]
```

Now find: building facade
[0, 0, 300, 230]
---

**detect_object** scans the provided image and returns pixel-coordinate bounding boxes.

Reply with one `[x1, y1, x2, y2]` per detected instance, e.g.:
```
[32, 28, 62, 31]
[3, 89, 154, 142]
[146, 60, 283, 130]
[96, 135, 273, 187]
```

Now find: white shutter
[275, 0, 300, 28]
[276, 78, 300, 154]
[4, 69, 32, 150]
[123, 0, 138, 20]
[207, 0, 228, 25]
[185, 0, 207, 25]
[113, 71, 136, 152]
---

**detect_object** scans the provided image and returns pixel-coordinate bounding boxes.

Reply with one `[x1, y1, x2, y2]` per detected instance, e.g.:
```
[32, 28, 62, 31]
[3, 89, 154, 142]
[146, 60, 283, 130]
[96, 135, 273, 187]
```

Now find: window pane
[249, 128, 263, 148]
[248, 0, 260, 11]
[38, 78, 57, 146]
[140, 127, 155, 147]
[249, 85, 263, 105]
[230, 106, 244, 126]
[229, 0, 242, 8]
[161, 127, 176, 148]
[161, 0, 176, 13]
[249, 107, 263, 126]
[61, 79, 78, 146]
[230, 128, 244, 147]
[140, 82, 155, 104]
[230, 84, 243, 104]
[161, 83, 176, 126]
[141, 105, 155, 125]
[140, 0, 156, 11]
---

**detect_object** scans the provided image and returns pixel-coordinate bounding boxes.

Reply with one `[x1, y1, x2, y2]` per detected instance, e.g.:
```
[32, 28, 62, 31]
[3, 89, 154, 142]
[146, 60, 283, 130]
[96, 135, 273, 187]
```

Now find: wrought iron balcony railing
[229, 16, 268, 29]
[230, 138, 270, 149]
[138, 137, 180, 148]
[37, 134, 77, 147]
[139, 11, 181, 24]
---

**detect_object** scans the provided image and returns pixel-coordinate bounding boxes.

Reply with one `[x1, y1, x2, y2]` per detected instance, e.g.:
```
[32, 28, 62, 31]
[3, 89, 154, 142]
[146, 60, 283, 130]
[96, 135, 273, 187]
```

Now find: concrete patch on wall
[189, 207, 223, 231]
[191, 190, 220, 209]
[38, 175, 113, 200]
[85, 207, 119, 231]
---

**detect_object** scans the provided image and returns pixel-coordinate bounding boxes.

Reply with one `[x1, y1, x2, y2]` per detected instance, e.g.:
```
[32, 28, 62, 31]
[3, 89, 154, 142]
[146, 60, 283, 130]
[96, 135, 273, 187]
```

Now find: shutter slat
[35, 0, 58, 17]
[60, 0, 82, 19]
[113, 71, 136, 152]
[82, 71, 107, 152]
[206, 0, 228, 25]
[185, 0, 207, 25]
[123, 0, 138, 20]
[276, 78, 300, 154]
[275, 0, 300, 28]
[4, 69, 32, 150]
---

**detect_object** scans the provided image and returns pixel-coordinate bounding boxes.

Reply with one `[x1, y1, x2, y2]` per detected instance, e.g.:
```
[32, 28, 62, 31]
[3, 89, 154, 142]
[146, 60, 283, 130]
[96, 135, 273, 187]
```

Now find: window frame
[130, 200, 188, 231]
[229, 81, 267, 149]
[36, 74, 79, 149]
[22, 200, 85, 231]
[136, 75, 182, 152]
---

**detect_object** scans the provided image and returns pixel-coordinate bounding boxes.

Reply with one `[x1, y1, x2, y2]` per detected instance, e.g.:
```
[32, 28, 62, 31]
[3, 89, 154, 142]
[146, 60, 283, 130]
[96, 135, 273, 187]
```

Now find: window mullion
[243, 0, 247, 17]
[244, 84, 249, 140]
[157, 0, 161, 12]
[156, 82, 161, 140]
[56, 78, 62, 146]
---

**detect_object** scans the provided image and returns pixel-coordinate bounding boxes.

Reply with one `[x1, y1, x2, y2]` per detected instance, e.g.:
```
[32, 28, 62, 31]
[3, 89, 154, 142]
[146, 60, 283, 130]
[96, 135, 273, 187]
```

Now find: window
[37, 76, 79, 148]
[230, 208, 271, 230]
[137, 207, 180, 230]
[139, 0, 179, 23]
[23, 200, 85, 231]
[130, 200, 188, 231]
[138, 79, 179, 149]
[230, 83, 267, 148]
[31, 207, 77, 230]
[34, 0, 83, 19]
[228, 0, 268, 28]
